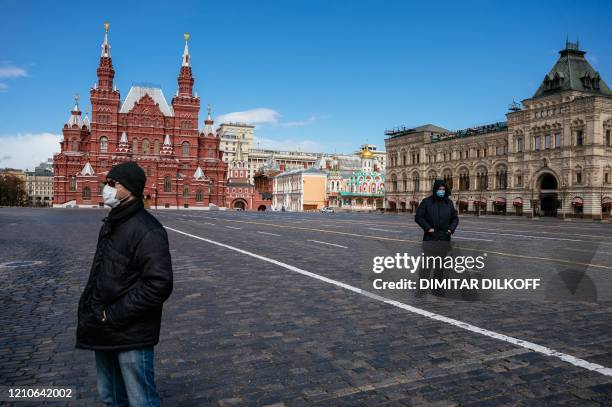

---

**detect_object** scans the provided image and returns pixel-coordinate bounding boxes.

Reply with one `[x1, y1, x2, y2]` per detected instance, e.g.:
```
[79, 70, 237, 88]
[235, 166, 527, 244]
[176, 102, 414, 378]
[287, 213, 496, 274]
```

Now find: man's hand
[447, 229, 453, 235]
[427, 228, 434, 233]
[101, 310, 107, 323]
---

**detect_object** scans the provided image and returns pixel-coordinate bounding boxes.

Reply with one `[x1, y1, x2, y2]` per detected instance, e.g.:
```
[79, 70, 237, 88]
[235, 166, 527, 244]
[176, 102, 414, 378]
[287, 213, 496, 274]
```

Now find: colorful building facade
[323, 147, 385, 211]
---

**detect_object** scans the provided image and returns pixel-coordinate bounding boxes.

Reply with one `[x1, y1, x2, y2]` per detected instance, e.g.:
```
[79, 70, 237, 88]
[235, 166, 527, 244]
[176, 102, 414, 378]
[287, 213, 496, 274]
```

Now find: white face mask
[102, 184, 121, 208]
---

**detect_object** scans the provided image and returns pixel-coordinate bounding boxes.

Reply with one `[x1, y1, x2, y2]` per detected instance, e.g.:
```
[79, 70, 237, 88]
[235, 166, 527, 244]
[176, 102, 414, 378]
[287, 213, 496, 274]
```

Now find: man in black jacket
[415, 179, 459, 241]
[76, 161, 173, 407]
[414, 179, 459, 296]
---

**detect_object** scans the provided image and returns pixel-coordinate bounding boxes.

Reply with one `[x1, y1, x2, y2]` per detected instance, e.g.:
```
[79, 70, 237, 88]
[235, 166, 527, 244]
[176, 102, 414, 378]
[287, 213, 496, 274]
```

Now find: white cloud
[0, 133, 61, 171]
[0, 83, 7, 92]
[280, 115, 317, 128]
[216, 108, 318, 128]
[0, 66, 28, 79]
[252, 135, 325, 153]
[216, 108, 280, 126]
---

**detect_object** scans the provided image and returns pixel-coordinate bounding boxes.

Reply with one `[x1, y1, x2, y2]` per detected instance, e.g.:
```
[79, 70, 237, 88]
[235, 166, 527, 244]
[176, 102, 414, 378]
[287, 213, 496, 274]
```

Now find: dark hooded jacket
[76, 199, 173, 351]
[415, 179, 459, 241]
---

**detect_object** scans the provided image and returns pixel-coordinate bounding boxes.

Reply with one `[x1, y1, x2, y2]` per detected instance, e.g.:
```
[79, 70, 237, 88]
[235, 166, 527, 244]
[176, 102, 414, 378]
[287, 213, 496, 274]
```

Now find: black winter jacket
[76, 199, 173, 351]
[415, 179, 459, 241]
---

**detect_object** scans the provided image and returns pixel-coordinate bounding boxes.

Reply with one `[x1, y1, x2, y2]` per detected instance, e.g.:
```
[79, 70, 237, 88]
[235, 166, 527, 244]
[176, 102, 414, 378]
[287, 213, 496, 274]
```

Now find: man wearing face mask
[415, 179, 458, 241]
[76, 161, 173, 407]
[414, 179, 459, 296]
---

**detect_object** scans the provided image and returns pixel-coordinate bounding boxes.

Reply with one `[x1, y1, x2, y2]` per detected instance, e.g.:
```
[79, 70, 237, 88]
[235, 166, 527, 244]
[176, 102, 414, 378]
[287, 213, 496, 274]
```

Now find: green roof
[533, 41, 612, 98]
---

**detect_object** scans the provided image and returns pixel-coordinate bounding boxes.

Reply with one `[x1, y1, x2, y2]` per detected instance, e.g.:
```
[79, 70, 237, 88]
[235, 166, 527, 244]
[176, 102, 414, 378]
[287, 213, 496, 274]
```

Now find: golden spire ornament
[104, 21, 110, 32]
[184, 32, 190, 42]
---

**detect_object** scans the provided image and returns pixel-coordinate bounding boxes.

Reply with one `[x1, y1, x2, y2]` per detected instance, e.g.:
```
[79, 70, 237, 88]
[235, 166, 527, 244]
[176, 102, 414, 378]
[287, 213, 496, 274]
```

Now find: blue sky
[1, 0, 612, 169]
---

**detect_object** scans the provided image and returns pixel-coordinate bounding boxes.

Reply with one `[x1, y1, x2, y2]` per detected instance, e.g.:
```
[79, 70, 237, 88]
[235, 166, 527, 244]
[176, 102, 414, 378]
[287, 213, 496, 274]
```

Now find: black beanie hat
[107, 161, 146, 198]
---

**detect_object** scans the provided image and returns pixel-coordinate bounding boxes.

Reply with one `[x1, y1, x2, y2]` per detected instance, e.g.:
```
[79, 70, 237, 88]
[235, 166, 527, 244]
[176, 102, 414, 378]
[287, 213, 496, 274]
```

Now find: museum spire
[96, 21, 115, 91]
[177, 32, 194, 96]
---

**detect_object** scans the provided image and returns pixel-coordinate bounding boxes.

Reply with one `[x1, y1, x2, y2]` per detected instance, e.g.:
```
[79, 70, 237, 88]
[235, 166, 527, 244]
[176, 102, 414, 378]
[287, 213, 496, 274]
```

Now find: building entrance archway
[232, 199, 247, 210]
[537, 173, 559, 217]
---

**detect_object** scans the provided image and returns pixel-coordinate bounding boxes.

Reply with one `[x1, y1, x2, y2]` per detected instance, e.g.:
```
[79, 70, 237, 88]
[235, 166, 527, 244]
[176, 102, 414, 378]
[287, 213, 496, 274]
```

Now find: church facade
[385, 41, 612, 219]
[53, 23, 227, 209]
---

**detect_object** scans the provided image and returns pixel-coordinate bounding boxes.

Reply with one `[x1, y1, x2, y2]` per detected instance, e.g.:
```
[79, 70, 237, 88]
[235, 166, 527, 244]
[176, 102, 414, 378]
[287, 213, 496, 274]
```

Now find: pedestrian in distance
[414, 179, 459, 296]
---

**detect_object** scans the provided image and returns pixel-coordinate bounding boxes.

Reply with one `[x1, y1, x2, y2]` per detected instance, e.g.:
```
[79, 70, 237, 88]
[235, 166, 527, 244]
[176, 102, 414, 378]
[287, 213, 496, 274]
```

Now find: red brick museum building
[53, 23, 227, 209]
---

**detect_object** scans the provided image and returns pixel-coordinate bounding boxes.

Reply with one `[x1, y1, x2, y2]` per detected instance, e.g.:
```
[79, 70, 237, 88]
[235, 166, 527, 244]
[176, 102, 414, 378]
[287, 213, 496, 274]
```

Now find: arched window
[496, 166, 507, 190]
[196, 189, 203, 202]
[443, 170, 453, 189]
[99, 137, 108, 153]
[575, 129, 584, 146]
[516, 137, 523, 152]
[182, 141, 190, 157]
[71, 139, 79, 151]
[183, 185, 190, 197]
[82, 186, 91, 200]
[69, 177, 77, 191]
[476, 167, 488, 190]
[391, 174, 397, 192]
[412, 173, 420, 192]
[402, 173, 408, 192]
[132, 139, 139, 154]
[142, 139, 150, 155]
[153, 139, 160, 155]
[459, 169, 470, 191]
[163, 177, 171, 192]
[575, 166, 583, 184]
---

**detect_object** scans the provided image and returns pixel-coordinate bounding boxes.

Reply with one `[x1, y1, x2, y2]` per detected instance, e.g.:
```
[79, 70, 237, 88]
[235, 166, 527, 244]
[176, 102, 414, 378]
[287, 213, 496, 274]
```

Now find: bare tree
[0, 174, 27, 206]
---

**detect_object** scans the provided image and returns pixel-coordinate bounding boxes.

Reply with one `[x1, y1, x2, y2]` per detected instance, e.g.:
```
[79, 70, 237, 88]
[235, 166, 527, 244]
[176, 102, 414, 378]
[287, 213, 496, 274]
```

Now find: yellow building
[272, 167, 327, 211]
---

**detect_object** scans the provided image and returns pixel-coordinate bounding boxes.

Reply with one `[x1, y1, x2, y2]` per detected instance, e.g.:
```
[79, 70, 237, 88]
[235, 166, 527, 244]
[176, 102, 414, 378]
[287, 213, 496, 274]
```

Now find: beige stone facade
[384, 42, 612, 219]
[272, 167, 327, 211]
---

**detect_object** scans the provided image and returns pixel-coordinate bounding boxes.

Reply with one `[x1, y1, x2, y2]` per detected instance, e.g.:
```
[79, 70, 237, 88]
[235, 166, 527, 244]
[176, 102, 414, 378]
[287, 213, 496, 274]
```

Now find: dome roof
[360, 149, 374, 159]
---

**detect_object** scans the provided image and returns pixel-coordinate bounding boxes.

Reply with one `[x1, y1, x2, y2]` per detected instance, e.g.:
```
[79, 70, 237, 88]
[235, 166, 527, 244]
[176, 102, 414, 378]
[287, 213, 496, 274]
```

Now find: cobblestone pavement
[1, 208, 611, 406]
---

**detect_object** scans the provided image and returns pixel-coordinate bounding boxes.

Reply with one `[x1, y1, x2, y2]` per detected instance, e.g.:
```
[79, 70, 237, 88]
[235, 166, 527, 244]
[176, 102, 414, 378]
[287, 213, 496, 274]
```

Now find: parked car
[320, 207, 335, 213]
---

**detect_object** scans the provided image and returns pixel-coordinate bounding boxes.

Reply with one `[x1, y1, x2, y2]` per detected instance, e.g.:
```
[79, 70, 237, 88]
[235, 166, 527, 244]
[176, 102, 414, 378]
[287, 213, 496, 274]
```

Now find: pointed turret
[177, 32, 194, 97]
[160, 134, 174, 156]
[97, 21, 115, 91]
[182, 32, 190, 67]
[101, 21, 111, 57]
[83, 110, 91, 130]
[117, 131, 130, 153]
[203, 104, 215, 136]
[66, 94, 84, 128]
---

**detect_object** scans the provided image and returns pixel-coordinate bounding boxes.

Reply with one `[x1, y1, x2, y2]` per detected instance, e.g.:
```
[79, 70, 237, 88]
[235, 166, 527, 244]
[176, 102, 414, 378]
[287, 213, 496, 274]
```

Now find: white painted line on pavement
[463, 230, 586, 243]
[563, 247, 612, 255]
[307, 239, 348, 249]
[226, 226, 241, 230]
[165, 226, 612, 379]
[452, 236, 494, 242]
[203, 222, 216, 226]
[370, 228, 402, 233]
[258, 231, 281, 237]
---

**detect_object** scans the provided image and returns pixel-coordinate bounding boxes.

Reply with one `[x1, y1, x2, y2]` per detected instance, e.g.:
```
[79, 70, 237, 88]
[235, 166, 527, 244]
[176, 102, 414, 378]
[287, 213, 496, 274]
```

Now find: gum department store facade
[385, 41, 612, 219]
[53, 23, 227, 209]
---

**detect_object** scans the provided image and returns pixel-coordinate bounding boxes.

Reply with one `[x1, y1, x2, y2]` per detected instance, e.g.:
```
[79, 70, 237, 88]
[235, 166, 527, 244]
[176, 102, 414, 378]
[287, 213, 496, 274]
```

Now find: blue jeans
[95, 347, 160, 407]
